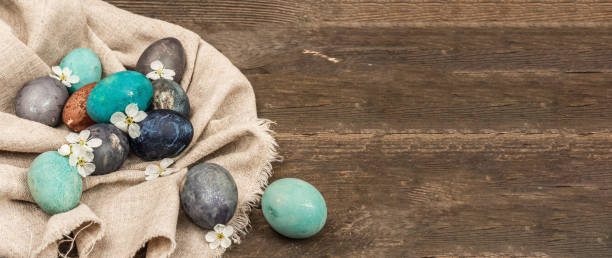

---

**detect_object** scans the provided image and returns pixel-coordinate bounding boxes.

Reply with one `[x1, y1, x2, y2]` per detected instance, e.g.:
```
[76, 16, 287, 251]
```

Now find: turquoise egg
[86, 71, 153, 123]
[27, 151, 82, 214]
[261, 178, 327, 239]
[60, 48, 102, 94]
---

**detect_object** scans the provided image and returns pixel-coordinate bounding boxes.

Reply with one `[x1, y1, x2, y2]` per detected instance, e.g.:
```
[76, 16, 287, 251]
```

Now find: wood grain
[229, 133, 612, 257]
[103, 1, 612, 257]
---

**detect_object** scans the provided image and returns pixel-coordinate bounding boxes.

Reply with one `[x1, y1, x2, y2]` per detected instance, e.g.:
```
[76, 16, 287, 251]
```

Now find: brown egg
[62, 83, 97, 132]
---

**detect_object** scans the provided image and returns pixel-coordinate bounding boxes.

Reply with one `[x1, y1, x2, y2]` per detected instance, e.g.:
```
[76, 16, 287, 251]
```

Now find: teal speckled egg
[261, 178, 327, 239]
[27, 151, 82, 214]
[60, 48, 102, 94]
[86, 71, 153, 123]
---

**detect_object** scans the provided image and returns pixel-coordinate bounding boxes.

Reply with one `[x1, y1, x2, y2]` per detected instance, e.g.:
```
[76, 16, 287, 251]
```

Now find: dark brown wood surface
[105, 1, 612, 257]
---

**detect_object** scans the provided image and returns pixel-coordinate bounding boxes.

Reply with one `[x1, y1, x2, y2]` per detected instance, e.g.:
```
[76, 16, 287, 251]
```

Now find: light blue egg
[27, 151, 82, 214]
[262, 178, 327, 239]
[60, 48, 102, 94]
[86, 71, 153, 123]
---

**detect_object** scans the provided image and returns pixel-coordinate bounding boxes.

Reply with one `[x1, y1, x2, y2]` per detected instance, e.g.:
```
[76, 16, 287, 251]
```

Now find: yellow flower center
[156, 69, 163, 76]
[77, 158, 85, 167]
[79, 139, 86, 146]
[217, 234, 224, 240]
[60, 74, 66, 81]
[126, 116, 134, 124]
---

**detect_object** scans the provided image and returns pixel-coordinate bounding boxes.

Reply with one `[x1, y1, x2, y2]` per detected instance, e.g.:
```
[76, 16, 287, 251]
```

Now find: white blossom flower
[66, 130, 102, 153]
[146, 60, 175, 80]
[58, 144, 74, 157]
[50, 66, 80, 87]
[69, 148, 96, 177]
[144, 158, 179, 181]
[110, 103, 147, 139]
[205, 224, 233, 249]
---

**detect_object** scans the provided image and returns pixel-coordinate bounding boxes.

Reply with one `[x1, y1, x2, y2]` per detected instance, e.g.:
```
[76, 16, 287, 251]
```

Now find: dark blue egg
[129, 109, 193, 161]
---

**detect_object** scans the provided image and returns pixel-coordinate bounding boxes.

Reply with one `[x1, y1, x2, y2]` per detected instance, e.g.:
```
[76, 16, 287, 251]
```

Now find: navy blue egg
[129, 110, 193, 161]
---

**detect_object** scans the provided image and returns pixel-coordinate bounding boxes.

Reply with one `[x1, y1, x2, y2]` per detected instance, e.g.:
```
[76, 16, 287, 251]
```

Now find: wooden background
[104, 1, 612, 257]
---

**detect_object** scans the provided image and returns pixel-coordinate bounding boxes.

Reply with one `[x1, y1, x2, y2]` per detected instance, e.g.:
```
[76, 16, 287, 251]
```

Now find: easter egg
[130, 110, 193, 161]
[15, 76, 68, 127]
[59, 48, 102, 93]
[151, 79, 190, 118]
[87, 124, 129, 175]
[262, 178, 327, 239]
[27, 151, 82, 214]
[62, 83, 96, 132]
[135, 37, 186, 83]
[86, 71, 153, 123]
[180, 163, 238, 229]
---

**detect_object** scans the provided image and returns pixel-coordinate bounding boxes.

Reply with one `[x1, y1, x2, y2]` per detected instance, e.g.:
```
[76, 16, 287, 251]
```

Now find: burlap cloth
[0, 0, 278, 257]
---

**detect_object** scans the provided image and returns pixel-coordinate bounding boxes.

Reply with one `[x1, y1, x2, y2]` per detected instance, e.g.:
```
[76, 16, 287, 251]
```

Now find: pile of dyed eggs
[18, 37, 327, 247]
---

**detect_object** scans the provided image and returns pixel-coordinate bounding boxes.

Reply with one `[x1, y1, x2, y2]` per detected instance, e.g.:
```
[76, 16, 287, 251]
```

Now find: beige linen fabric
[0, 0, 278, 257]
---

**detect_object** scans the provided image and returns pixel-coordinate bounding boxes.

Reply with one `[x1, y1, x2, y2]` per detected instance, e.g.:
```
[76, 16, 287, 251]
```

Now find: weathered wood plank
[251, 71, 612, 134]
[106, 1, 612, 27]
[228, 133, 612, 257]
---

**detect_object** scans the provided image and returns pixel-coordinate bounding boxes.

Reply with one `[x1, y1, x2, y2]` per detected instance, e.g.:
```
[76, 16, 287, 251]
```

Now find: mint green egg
[60, 48, 102, 94]
[86, 71, 153, 123]
[262, 178, 327, 239]
[27, 151, 82, 214]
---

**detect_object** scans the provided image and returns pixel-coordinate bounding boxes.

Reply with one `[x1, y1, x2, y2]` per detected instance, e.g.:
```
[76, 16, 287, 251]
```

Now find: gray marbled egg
[136, 37, 186, 83]
[151, 79, 190, 118]
[15, 77, 68, 126]
[87, 124, 129, 175]
[180, 163, 238, 229]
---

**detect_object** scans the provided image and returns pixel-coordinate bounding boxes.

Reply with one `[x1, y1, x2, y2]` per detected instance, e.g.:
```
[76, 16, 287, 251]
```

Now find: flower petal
[223, 225, 234, 237]
[114, 120, 128, 132]
[77, 166, 87, 177]
[69, 155, 77, 166]
[50, 75, 61, 81]
[146, 72, 161, 80]
[145, 174, 158, 181]
[84, 163, 96, 173]
[163, 69, 176, 77]
[58, 144, 71, 156]
[62, 67, 71, 76]
[82, 145, 93, 153]
[68, 75, 80, 84]
[110, 112, 127, 124]
[52, 66, 62, 76]
[79, 130, 91, 141]
[160, 158, 174, 169]
[87, 138, 102, 148]
[62, 81, 72, 87]
[205, 231, 218, 243]
[220, 237, 231, 248]
[66, 133, 79, 144]
[161, 74, 174, 80]
[78, 150, 94, 162]
[162, 168, 179, 176]
[145, 164, 160, 175]
[128, 124, 141, 139]
[209, 240, 220, 250]
[214, 224, 225, 234]
[150, 60, 163, 70]
[125, 103, 139, 117]
[70, 144, 84, 155]
[133, 111, 147, 122]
